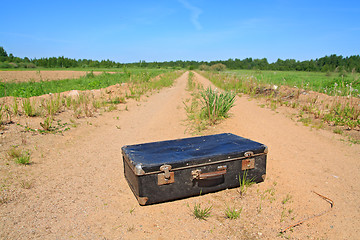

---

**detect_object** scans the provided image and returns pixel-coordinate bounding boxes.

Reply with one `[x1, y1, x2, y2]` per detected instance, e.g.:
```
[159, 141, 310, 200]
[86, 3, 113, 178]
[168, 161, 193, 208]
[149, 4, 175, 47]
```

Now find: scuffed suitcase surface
[122, 133, 266, 173]
[122, 133, 267, 205]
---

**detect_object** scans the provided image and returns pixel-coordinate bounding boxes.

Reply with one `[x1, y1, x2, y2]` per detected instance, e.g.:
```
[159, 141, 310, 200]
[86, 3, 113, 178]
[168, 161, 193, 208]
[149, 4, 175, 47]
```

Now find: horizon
[1, 0, 359, 63]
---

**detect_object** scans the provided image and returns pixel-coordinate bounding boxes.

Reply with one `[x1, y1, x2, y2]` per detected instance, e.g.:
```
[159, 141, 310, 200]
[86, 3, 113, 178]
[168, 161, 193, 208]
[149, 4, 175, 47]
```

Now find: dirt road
[1, 72, 359, 239]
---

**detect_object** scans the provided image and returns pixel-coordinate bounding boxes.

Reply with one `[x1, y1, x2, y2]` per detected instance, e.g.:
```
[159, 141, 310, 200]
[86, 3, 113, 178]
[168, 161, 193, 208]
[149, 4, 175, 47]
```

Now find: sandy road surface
[1, 72, 359, 239]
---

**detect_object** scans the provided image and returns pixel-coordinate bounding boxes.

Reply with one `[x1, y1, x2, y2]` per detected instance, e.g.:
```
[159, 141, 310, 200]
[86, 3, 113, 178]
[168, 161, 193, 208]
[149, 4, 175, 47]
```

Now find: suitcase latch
[242, 158, 255, 170]
[158, 165, 175, 185]
[244, 151, 254, 157]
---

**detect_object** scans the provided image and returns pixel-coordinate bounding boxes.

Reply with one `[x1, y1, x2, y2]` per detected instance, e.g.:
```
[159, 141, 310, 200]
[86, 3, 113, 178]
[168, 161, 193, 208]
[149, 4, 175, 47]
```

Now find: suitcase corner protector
[134, 164, 145, 175]
[262, 174, 266, 181]
[263, 145, 269, 154]
[137, 196, 149, 205]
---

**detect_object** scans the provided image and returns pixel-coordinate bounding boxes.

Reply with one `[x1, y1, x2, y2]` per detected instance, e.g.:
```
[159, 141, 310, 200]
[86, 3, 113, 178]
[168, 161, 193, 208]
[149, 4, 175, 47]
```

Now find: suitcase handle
[192, 166, 227, 180]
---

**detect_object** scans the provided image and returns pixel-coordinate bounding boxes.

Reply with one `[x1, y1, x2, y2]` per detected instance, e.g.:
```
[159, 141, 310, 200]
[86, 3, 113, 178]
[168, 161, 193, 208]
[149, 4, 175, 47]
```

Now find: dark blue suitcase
[122, 133, 268, 205]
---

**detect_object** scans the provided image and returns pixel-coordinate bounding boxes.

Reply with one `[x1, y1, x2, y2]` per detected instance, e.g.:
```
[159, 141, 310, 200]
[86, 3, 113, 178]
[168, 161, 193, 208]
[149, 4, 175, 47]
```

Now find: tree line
[1, 46, 359, 72]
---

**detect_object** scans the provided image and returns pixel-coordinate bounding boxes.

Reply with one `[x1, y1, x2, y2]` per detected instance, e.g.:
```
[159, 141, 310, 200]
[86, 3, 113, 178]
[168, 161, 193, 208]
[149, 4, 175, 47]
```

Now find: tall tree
[0, 46, 8, 57]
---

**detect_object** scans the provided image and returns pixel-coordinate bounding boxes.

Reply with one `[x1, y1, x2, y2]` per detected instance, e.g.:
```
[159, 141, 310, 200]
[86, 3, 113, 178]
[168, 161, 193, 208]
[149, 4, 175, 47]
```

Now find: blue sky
[1, 0, 359, 63]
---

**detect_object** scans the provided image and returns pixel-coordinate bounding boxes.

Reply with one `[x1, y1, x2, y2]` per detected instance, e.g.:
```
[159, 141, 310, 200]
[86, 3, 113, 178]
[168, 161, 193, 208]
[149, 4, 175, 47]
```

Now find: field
[216, 69, 360, 97]
[0, 70, 110, 83]
[0, 69, 171, 98]
[0, 70, 359, 239]
[202, 70, 360, 133]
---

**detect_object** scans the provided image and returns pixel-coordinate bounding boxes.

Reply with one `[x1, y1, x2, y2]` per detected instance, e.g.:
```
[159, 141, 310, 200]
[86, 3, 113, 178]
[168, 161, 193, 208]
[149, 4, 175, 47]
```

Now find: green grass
[200, 69, 360, 97]
[225, 206, 242, 219]
[187, 71, 196, 91]
[22, 98, 37, 117]
[193, 203, 212, 220]
[0, 104, 4, 126]
[323, 103, 360, 128]
[239, 170, 255, 197]
[200, 70, 360, 129]
[281, 194, 292, 205]
[0, 70, 182, 127]
[125, 70, 183, 100]
[0, 67, 125, 72]
[0, 69, 170, 98]
[200, 87, 236, 125]
[184, 79, 236, 133]
[7, 147, 31, 165]
[333, 128, 343, 134]
[226, 69, 360, 97]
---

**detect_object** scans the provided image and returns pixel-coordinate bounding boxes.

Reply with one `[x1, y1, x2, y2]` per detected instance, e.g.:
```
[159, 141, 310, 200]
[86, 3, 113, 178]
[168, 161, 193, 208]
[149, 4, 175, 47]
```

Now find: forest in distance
[1, 46, 359, 73]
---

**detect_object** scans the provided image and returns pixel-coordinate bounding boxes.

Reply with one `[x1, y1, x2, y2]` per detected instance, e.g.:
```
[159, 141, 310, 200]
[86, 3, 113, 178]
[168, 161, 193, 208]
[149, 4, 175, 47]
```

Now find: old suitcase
[122, 133, 268, 205]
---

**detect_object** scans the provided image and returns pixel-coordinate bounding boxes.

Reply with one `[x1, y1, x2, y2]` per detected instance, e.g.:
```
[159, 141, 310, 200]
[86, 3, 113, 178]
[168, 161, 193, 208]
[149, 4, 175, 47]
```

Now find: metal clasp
[244, 151, 254, 157]
[158, 164, 174, 185]
[160, 165, 172, 179]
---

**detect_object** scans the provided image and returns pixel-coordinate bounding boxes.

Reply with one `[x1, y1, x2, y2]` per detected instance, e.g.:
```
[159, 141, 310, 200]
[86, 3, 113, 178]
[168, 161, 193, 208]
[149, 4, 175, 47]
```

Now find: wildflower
[273, 85, 278, 90]
[334, 83, 338, 87]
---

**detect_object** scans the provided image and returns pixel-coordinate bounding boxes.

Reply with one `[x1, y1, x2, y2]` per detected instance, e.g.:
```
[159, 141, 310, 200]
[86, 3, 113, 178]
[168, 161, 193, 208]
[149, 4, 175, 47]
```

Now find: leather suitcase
[121, 133, 268, 205]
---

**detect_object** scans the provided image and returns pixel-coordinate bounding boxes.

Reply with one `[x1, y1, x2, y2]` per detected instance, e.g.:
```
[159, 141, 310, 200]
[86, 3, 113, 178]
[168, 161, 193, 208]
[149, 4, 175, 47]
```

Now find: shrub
[199, 64, 209, 71]
[210, 63, 226, 71]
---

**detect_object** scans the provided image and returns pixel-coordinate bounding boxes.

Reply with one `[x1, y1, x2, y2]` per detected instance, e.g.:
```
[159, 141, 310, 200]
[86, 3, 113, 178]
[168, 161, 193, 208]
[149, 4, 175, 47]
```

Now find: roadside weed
[12, 97, 19, 115]
[282, 194, 292, 205]
[225, 206, 242, 219]
[193, 203, 212, 220]
[239, 170, 255, 197]
[43, 94, 62, 116]
[184, 84, 236, 133]
[200, 87, 236, 125]
[7, 146, 31, 165]
[22, 98, 36, 117]
[129, 207, 135, 215]
[187, 71, 196, 91]
[0, 104, 4, 126]
[200, 70, 360, 130]
[40, 116, 54, 131]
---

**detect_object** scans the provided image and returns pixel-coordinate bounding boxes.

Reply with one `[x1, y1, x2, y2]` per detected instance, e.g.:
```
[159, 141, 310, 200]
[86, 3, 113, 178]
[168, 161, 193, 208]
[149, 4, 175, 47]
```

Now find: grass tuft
[200, 87, 236, 125]
[239, 170, 255, 197]
[193, 203, 212, 220]
[22, 98, 36, 117]
[7, 146, 31, 165]
[225, 206, 242, 219]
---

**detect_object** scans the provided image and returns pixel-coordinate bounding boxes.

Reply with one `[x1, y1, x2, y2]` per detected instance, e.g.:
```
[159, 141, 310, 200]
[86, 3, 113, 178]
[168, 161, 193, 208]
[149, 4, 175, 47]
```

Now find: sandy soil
[0, 70, 110, 82]
[0, 72, 359, 239]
